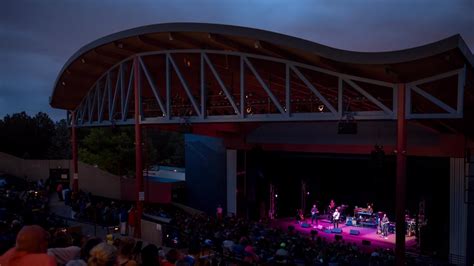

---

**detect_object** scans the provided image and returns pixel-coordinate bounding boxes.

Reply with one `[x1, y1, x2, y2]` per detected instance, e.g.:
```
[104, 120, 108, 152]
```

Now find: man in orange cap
[0, 225, 57, 266]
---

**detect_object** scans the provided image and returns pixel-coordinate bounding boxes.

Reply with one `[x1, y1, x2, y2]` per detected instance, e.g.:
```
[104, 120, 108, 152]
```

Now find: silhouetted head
[16, 225, 49, 253]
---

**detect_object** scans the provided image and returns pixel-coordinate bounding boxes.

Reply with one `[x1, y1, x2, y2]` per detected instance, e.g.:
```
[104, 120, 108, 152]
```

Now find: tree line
[0, 112, 184, 177]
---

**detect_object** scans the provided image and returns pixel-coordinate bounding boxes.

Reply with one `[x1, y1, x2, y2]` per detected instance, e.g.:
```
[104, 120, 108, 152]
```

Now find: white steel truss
[70, 50, 466, 127]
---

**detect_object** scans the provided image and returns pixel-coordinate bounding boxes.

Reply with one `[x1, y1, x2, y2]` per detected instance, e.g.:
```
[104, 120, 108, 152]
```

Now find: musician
[332, 208, 340, 228]
[311, 204, 319, 225]
[328, 199, 336, 222]
[329, 199, 336, 211]
[381, 213, 389, 239]
[367, 203, 373, 214]
[296, 209, 304, 223]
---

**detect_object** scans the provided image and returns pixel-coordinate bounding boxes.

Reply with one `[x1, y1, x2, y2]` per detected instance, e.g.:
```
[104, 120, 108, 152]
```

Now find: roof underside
[50, 23, 474, 111]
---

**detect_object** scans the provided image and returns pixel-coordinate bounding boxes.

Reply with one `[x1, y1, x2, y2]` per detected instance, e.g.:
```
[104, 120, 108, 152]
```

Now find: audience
[88, 243, 117, 266]
[0, 175, 439, 266]
[47, 230, 81, 265]
[0, 225, 56, 266]
[140, 244, 159, 266]
[116, 237, 137, 266]
[66, 238, 102, 266]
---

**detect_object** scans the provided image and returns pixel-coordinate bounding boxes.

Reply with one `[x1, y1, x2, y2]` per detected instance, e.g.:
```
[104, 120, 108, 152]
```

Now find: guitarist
[332, 208, 341, 229]
[311, 204, 319, 225]
[381, 213, 389, 239]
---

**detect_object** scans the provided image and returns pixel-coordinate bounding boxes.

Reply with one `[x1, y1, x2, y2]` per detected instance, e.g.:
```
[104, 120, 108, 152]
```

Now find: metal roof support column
[201, 52, 206, 118]
[71, 111, 79, 193]
[133, 57, 144, 238]
[240, 56, 245, 119]
[286, 64, 290, 117]
[395, 83, 407, 266]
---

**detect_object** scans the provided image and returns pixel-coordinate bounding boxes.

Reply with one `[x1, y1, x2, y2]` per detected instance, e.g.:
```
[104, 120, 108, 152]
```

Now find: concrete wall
[121, 178, 172, 203]
[78, 161, 121, 199]
[140, 219, 163, 247]
[0, 152, 121, 199]
[0, 152, 71, 180]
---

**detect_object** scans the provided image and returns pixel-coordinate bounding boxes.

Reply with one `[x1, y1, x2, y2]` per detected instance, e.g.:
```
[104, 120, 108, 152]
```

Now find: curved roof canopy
[50, 23, 473, 110]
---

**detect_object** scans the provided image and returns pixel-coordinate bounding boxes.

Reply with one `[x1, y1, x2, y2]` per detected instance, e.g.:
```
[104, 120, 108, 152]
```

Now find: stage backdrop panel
[185, 134, 227, 214]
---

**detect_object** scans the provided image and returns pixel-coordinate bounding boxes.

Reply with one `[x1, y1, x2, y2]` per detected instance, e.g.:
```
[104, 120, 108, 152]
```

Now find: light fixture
[254, 41, 261, 49]
[318, 105, 324, 112]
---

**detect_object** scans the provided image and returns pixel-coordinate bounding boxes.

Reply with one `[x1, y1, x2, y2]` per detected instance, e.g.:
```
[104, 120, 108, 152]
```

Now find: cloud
[0, 0, 473, 121]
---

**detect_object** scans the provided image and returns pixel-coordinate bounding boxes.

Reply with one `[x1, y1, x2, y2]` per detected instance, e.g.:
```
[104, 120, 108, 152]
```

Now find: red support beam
[395, 83, 407, 265]
[71, 111, 79, 193]
[133, 57, 144, 238]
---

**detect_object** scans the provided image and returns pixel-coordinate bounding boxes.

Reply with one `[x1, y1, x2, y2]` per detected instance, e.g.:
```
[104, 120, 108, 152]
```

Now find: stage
[272, 217, 417, 251]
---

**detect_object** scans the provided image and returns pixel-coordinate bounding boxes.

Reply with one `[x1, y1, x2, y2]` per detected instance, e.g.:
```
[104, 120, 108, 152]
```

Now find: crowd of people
[2, 175, 439, 265]
[0, 223, 196, 266]
[162, 211, 396, 265]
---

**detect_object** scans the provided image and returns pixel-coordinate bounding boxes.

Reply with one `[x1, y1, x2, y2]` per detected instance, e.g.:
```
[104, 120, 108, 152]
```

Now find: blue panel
[184, 134, 226, 214]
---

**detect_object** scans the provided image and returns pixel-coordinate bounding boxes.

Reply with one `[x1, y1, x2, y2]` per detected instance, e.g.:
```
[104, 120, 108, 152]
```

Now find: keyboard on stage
[354, 208, 374, 217]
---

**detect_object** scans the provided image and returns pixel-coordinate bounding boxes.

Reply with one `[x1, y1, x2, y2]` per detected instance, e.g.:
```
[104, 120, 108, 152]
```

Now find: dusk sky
[1, 0, 473, 121]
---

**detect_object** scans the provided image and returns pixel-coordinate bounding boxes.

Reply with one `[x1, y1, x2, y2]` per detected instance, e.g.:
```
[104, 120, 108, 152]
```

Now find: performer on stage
[332, 208, 340, 228]
[367, 203, 373, 214]
[381, 213, 389, 239]
[299, 209, 305, 223]
[311, 204, 319, 225]
[296, 209, 304, 224]
[329, 199, 336, 211]
[328, 199, 336, 222]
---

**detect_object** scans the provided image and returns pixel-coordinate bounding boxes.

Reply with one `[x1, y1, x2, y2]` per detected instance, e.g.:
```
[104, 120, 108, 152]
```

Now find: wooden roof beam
[168, 32, 207, 48]
[93, 48, 127, 60]
[137, 35, 170, 50]
[207, 33, 253, 53]
[113, 41, 147, 53]
[77, 56, 113, 69]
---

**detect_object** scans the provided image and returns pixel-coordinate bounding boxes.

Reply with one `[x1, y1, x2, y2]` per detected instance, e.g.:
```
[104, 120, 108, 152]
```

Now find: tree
[78, 127, 157, 177]
[146, 128, 184, 167]
[47, 119, 71, 159]
[0, 112, 55, 159]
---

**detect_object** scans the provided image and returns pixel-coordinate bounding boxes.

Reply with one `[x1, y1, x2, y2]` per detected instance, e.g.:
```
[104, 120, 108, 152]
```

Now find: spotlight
[318, 105, 324, 112]
[306, 192, 310, 195]
[275, 194, 278, 198]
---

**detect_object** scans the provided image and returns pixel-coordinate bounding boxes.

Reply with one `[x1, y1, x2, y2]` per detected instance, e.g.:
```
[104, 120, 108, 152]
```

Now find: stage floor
[272, 217, 417, 251]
